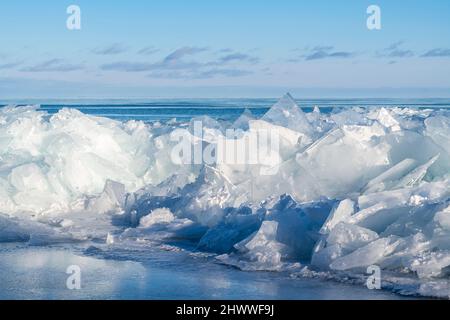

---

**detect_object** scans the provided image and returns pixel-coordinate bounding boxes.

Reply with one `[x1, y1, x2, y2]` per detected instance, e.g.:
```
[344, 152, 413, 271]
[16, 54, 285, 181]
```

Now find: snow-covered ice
[1, 94, 450, 298]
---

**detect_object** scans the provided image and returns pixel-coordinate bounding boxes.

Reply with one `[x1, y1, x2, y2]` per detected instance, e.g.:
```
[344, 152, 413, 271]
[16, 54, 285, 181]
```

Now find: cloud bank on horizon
[0, 0, 449, 98]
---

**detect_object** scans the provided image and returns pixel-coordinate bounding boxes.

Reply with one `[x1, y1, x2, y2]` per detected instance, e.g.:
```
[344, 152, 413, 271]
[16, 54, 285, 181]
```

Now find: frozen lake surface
[0, 244, 409, 300]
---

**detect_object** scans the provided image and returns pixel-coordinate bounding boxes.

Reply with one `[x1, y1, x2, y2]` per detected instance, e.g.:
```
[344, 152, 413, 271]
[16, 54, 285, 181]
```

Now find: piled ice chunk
[0, 106, 192, 216]
[1, 94, 450, 297]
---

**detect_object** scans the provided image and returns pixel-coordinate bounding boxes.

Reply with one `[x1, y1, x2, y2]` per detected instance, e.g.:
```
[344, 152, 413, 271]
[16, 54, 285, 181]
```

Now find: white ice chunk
[320, 199, 355, 234]
[425, 116, 450, 156]
[232, 108, 254, 130]
[262, 93, 314, 136]
[410, 251, 450, 279]
[88, 180, 126, 214]
[393, 154, 440, 188]
[326, 222, 379, 252]
[330, 236, 402, 271]
[223, 220, 288, 271]
[311, 244, 343, 270]
[362, 158, 417, 194]
[373, 107, 401, 132]
[139, 208, 175, 227]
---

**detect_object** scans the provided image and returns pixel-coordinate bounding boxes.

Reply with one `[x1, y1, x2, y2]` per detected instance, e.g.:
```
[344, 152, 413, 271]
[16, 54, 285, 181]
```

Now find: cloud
[146, 71, 188, 79]
[421, 48, 450, 57]
[100, 63, 203, 74]
[137, 46, 159, 55]
[218, 53, 259, 64]
[162, 46, 207, 63]
[92, 43, 128, 55]
[217, 48, 233, 53]
[100, 47, 256, 79]
[153, 60, 202, 71]
[0, 62, 22, 70]
[312, 45, 334, 52]
[146, 68, 252, 79]
[387, 49, 414, 58]
[100, 47, 207, 72]
[386, 41, 403, 51]
[141, 47, 208, 71]
[378, 41, 414, 58]
[100, 61, 153, 72]
[195, 68, 252, 78]
[101, 46, 208, 72]
[21, 59, 83, 72]
[303, 46, 355, 60]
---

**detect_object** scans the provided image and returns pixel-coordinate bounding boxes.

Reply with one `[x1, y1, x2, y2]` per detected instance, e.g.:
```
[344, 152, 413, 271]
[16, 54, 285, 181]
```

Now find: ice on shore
[262, 93, 314, 137]
[1, 95, 450, 298]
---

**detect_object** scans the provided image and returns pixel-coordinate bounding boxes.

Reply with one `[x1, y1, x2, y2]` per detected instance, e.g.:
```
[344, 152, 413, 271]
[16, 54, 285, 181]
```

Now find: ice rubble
[0, 106, 192, 216]
[1, 94, 450, 297]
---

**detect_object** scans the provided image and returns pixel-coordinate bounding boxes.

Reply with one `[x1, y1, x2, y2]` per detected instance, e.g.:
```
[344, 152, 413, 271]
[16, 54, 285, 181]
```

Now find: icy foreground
[1, 95, 450, 298]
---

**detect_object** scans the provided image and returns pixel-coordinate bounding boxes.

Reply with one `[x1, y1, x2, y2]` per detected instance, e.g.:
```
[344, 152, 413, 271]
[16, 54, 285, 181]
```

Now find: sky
[0, 0, 450, 98]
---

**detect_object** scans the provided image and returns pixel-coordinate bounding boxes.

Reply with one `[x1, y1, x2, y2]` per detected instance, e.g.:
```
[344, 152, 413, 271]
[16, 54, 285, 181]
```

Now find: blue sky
[1, 0, 450, 98]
